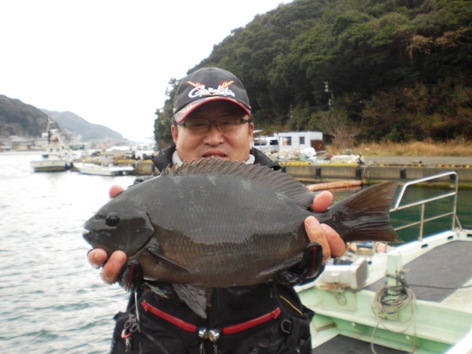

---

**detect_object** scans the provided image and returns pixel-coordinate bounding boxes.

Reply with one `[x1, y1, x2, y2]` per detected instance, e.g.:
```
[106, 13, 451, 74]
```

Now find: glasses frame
[177, 115, 253, 134]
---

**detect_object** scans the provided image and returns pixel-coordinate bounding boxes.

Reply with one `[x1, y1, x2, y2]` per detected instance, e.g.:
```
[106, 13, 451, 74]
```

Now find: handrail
[389, 171, 462, 242]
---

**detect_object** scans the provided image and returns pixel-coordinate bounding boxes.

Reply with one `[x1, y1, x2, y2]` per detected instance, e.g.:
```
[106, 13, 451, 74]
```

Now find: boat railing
[389, 171, 462, 242]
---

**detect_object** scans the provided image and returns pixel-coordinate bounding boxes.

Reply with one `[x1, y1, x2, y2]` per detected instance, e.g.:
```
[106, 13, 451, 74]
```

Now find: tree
[154, 78, 179, 148]
[152, 0, 472, 145]
[312, 108, 360, 150]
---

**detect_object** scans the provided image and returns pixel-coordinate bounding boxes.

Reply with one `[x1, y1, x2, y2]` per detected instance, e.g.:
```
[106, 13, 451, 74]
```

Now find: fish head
[83, 198, 154, 257]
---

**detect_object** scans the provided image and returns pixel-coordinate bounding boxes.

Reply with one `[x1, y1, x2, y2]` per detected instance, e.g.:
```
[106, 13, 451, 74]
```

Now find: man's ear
[171, 125, 178, 144]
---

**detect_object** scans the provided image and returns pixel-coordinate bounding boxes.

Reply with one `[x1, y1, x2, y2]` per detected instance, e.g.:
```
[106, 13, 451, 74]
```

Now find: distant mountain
[0, 94, 125, 142]
[0, 95, 48, 137]
[42, 109, 125, 142]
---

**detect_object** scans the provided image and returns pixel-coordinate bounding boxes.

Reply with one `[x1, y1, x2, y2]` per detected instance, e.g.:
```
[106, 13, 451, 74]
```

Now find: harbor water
[1, 153, 471, 353]
[0, 153, 131, 353]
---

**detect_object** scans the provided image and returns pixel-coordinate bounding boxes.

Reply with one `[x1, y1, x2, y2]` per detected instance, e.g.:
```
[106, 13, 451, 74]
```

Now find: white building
[274, 131, 323, 152]
[253, 136, 279, 153]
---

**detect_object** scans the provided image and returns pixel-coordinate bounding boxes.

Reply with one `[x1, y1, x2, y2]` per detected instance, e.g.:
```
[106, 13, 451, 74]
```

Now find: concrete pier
[281, 163, 472, 186]
[133, 156, 472, 186]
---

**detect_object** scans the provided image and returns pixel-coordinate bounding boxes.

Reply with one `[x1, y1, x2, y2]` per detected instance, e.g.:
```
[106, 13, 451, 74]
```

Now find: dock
[280, 160, 472, 187]
[130, 156, 472, 186]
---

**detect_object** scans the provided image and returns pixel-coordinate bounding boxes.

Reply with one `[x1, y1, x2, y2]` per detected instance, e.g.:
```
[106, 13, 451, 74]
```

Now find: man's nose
[204, 123, 224, 144]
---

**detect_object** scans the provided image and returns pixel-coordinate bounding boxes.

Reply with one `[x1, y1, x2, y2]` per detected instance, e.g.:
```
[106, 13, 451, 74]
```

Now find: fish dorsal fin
[164, 159, 316, 208]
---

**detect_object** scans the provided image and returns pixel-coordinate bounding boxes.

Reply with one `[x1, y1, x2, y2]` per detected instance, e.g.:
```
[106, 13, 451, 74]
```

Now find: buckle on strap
[199, 328, 220, 342]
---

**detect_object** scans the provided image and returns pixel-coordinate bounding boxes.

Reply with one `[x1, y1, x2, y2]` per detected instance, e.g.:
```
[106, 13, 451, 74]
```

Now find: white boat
[74, 162, 134, 176]
[30, 118, 71, 172]
[298, 171, 472, 353]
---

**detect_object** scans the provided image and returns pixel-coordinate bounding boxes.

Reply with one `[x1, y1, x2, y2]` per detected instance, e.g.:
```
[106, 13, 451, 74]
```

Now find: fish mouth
[82, 227, 97, 244]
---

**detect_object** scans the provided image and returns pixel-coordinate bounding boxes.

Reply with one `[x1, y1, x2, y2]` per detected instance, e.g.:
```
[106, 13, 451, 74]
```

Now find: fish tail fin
[328, 181, 401, 243]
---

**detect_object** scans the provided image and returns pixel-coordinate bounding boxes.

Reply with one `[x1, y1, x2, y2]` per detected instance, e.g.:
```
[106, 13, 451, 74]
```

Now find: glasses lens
[183, 119, 209, 133]
[181, 115, 250, 134]
[217, 116, 245, 133]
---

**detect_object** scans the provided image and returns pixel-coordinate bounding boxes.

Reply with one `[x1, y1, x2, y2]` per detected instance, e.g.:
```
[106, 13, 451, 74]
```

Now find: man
[88, 67, 345, 353]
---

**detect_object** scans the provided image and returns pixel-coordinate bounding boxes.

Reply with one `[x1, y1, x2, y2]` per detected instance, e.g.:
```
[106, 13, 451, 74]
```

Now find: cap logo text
[187, 80, 236, 99]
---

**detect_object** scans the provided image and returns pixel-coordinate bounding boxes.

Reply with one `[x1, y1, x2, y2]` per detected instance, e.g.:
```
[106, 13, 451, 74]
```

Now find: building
[275, 131, 323, 152]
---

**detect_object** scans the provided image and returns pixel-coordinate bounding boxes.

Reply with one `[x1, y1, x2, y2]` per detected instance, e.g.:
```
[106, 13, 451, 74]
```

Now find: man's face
[171, 101, 254, 163]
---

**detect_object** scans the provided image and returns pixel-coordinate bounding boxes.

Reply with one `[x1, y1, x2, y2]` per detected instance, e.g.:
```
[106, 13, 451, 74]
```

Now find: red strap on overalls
[222, 307, 281, 334]
[141, 300, 281, 334]
[142, 300, 197, 332]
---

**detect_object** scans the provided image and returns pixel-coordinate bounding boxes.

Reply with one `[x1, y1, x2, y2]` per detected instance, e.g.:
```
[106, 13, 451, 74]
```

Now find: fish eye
[105, 212, 121, 227]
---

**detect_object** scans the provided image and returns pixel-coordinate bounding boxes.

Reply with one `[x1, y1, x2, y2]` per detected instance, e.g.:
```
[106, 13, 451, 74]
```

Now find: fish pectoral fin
[256, 254, 303, 281]
[146, 246, 192, 273]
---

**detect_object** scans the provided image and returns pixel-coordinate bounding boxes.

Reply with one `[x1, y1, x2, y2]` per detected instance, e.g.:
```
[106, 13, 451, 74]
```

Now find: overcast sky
[1, 0, 293, 142]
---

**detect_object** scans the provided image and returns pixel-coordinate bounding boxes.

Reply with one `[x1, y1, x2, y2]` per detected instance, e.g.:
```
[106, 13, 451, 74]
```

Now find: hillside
[0, 95, 125, 142]
[155, 0, 471, 148]
[0, 95, 48, 137]
[42, 110, 125, 142]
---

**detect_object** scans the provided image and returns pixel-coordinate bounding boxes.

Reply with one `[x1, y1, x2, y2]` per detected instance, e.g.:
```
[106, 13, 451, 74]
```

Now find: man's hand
[87, 185, 128, 284]
[277, 190, 347, 287]
[306, 191, 346, 262]
[88, 249, 127, 284]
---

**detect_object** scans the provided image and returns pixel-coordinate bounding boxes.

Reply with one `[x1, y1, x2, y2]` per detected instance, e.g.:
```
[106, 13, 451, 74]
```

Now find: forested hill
[43, 110, 125, 142]
[155, 0, 471, 148]
[0, 95, 125, 142]
[0, 95, 49, 137]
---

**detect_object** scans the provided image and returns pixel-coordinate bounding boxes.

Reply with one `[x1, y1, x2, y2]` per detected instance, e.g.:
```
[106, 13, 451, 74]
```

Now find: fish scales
[83, 159, 400, 288]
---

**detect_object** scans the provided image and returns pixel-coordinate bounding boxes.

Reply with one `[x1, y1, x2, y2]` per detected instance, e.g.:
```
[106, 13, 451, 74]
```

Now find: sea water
[0, 153, 131, 353]
[0, 153, 471, 353]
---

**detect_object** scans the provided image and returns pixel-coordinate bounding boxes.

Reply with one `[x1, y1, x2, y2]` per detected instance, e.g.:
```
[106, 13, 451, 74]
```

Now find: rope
[370, 271, 417, 353]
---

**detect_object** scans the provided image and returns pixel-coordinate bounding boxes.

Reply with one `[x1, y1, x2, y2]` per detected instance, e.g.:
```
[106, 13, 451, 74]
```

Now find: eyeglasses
[177, 115, 252, 134]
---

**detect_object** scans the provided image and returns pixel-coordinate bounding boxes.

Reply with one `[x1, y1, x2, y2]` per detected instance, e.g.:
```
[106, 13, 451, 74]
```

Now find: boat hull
[74, 162, 134, 176]
[30, 159, 69, 172]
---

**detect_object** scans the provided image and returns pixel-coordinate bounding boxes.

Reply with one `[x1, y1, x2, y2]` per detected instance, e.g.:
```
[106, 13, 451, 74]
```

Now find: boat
[297, 171, 472, 353]
[74, 161, 135, 176]
[30, 118, 71, 172]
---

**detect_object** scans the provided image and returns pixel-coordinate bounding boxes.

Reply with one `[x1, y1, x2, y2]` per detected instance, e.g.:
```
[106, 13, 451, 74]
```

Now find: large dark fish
[84, 159, 400, 289]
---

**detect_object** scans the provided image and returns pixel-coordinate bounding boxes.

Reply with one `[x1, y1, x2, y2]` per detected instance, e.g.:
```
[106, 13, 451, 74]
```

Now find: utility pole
[324, 81, 334, 108]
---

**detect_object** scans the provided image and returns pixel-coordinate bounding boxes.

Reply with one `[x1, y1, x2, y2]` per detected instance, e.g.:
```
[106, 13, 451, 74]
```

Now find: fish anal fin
[173, 284, 208, 319]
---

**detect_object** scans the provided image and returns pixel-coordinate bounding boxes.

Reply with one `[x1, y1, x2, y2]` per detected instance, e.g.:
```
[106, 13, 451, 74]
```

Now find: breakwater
[130, 159, 472, 186]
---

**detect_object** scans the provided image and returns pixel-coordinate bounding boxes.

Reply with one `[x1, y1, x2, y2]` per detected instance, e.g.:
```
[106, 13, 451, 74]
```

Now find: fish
[83, 159, 400, 316]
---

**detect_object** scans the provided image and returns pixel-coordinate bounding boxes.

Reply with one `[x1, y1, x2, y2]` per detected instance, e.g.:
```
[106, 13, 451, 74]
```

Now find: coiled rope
[370, 271, 417, 353]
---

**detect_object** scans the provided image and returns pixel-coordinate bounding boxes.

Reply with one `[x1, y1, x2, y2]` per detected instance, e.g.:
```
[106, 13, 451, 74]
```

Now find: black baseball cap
[173, 67, 251, 123]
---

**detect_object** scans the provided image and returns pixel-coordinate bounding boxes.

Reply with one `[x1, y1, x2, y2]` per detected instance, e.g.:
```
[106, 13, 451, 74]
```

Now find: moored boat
[74, 162, 135, 176]
[298, 171, 472, 353]
[30, 118, 71, 172]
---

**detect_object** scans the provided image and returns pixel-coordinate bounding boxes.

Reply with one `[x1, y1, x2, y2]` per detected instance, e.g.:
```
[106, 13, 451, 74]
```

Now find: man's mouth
[202, 154, 228, 160]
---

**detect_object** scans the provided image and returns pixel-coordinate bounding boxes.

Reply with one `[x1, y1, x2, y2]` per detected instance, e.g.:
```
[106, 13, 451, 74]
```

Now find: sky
[1, 0, 293, 142]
